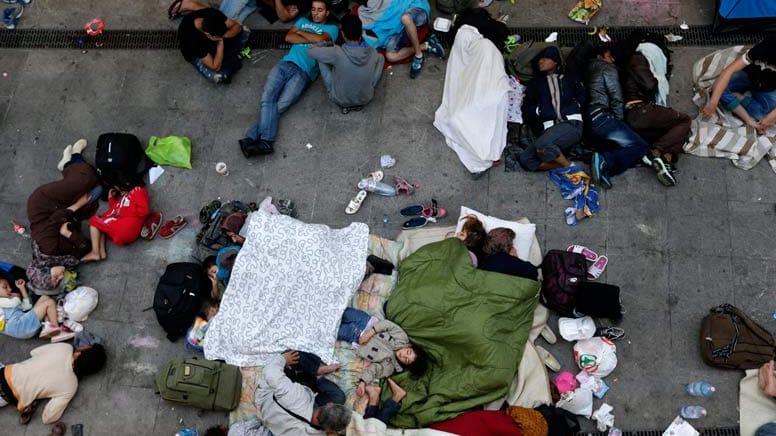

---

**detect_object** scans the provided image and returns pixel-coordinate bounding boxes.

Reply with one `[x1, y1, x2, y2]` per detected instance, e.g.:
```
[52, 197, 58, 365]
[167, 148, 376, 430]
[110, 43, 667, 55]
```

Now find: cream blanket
[740, 368, 776, 435]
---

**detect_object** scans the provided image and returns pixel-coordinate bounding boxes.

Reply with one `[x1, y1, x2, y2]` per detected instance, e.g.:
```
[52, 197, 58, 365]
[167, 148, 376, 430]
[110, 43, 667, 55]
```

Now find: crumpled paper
[592, 403, 614, 431]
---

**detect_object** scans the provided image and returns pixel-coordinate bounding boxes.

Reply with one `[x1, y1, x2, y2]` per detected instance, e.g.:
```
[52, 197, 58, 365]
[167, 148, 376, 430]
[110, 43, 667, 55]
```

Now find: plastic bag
[64, 286, 99, 322]
[145, 135, 192, 169]
[568, 0, 602, 25]
[574, 337, 617, 377]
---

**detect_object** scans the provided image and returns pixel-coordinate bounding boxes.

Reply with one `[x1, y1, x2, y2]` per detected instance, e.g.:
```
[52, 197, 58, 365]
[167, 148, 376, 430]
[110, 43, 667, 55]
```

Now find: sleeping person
[453, 214, 487, 266]
[479, 227, 539, 281]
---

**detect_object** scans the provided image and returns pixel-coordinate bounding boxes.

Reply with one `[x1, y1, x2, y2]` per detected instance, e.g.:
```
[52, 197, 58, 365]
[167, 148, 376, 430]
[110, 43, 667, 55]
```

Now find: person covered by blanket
[0, 274, 72, 342]
[185, 298, 220, 352]
[176, 1, 250, 84]
[478, 227, 538, 281]
[452, 214, 486, 267]
[0, 342, 106, 426]
[584, 43, 668, 188]
[306, 14, 385, 111]
[338, 307, 429, 396]
[702, 35, 776, 135]
[256, 350, 350, 435]
[83, 174, 151, 262]
[519, 47, 588, 176]
[239, 0, 338, 158]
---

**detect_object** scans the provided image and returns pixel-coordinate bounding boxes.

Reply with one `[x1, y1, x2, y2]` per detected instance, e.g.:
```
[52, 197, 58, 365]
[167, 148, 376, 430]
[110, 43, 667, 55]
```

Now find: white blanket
[204, 210, 369, 366]
[434, 25, 511, 174]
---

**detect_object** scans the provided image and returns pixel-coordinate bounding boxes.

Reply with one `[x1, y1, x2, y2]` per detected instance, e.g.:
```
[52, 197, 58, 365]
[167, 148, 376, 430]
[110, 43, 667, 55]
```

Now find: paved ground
[1, 0, 772, 435]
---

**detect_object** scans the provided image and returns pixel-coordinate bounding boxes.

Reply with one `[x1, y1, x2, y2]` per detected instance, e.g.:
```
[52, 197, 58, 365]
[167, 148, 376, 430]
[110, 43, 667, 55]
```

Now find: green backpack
[155, 358, 242, 411]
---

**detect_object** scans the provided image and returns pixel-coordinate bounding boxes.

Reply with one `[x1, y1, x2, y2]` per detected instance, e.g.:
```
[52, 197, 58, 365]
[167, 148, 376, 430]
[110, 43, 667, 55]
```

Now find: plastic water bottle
[175, 428, 199, 436]
[357, 178, 397, 196]
[685, 381, 715, 397]
[680, 405, 707, 419]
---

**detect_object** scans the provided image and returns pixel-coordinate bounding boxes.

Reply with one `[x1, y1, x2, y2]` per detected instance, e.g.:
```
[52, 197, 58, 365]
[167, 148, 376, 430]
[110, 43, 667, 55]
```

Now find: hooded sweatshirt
[307, 42, 384, 107]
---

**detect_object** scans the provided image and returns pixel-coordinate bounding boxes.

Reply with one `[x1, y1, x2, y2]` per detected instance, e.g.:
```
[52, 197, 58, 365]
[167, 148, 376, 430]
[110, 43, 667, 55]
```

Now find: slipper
[540, 325, 557, 344]
[587, 255, 608, 280]
[564, 207, 578, 226]
[140, 211, 163, 240]
[400, 199, 447, 218]
[535, 345, 561, 372]
[345, 190, 367, 215]
[159, 215, 187, 239]
[367, 170, 384, 183]
[566, 245, 598, 262]
[402, 216, 436, 229]
[168, 0, 184, 20]
[199, 200, 222, 224]
[394, 176, 415, 195]
[19, 400, 39, 425]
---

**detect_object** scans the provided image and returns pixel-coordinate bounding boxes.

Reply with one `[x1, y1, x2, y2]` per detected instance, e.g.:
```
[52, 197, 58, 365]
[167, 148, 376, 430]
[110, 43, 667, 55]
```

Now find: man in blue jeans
[585, 45, 672, 188]
[239, 0, 338, 158]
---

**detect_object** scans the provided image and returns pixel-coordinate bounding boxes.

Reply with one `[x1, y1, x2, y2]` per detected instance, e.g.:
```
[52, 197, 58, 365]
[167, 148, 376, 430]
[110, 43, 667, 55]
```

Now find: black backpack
[197, 200, 255, 252]
[540, 250, 588, 316]
[153, 263, 209, 342]
[95, 133, 152, 189]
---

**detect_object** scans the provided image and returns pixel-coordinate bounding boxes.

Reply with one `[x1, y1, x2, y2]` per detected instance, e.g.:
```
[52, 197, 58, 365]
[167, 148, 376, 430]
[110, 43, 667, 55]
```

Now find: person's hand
[358, 328, 375, 345]
[702, 102, 717, 119]
[758, 360, 776, 397]
[355, 381, 366, 397]
[15, 278, 25, 289]
[282, 350, 300, 368]
[108, 188, 118, 199]
[59, 222, 72, 238]
[758, 117, 775, 134]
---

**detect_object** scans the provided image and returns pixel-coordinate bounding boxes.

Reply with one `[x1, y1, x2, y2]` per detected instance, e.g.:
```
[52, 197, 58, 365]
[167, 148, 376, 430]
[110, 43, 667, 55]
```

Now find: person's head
[396, 344, 429, 377]
[593, 44, 614, 64]
[72, 344, 107, 379]
[200, 8, 228, 40]
[199, 298, 220, 321]
[203, 425, 228, 436]
[341, 14, 363, 42]
[221, 213, 247, 245]
[203, 255, 218, 277]
[309, 0, 330, 24]
[0, 277, 13, 298]
[316, 403, 351, 432]
[536, 47, 562, 74]
[484, 227, 516, 256]
[456, 215, 486, 256]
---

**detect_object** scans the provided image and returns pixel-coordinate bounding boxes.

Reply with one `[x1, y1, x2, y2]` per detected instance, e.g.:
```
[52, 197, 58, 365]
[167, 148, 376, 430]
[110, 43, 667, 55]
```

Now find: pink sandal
[567, 245, 598, 262]
[587, 255, 608, 280]
[394, 176, 416, 195]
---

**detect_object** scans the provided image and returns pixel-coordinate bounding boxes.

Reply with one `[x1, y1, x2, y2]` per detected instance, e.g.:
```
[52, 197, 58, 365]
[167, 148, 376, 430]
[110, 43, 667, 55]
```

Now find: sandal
[400, 199, 447, 218]
[168, 0, 184, 20]
[199, 200, 222, 224]
[19, 400, 39, 425]
[345, 190, 367, 215]
[587, 255, 608, 280]
[140, 211, 163, 240]
[159, 215, 187, 239]
[566, 245, 598, 262]
[402, 216, 436, 229]
[367, 170, 384, 183]
[394, 176, 416, 195]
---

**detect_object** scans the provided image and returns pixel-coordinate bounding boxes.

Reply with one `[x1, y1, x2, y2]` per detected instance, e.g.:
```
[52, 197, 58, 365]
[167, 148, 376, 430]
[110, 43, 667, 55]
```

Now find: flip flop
[345, 190, 367, 215]
[367, 170, 384, 183]
[566, 245, 598, 262]
[159, 215, 187, 239]
[394, 176, 415, 195]
[140, 211, 163, 240]
[587, 255, 608, 280]
[400, 199, 447, 218]
[402, 216, 436, 229]
[168, 0, 184, 20]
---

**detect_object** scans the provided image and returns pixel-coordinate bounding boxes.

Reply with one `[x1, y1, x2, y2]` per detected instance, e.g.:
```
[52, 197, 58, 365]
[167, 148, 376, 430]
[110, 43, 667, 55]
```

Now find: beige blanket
[740, 368, 776, 435]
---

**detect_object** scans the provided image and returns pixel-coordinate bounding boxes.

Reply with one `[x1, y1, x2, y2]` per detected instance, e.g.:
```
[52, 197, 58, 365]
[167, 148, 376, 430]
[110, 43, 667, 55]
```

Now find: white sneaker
[51, 331, 75, 343]
[71, 138, 87, 154]
[63, 319, 83, 332]
[56, 145, 73, 171]
[39, 322, 60, 338]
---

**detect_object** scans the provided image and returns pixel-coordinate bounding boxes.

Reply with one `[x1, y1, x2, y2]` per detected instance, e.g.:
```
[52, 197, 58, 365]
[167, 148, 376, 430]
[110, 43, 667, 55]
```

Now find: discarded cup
[215, 162, 229, 176]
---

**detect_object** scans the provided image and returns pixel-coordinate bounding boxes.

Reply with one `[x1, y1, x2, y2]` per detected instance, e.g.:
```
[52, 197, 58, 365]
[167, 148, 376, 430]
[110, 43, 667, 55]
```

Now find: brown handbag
[700, 304, 776, 370]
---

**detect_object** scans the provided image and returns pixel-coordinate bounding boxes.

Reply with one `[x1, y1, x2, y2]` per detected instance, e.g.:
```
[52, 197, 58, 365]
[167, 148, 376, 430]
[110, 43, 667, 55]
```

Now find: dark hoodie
[307, 42, 384, 107]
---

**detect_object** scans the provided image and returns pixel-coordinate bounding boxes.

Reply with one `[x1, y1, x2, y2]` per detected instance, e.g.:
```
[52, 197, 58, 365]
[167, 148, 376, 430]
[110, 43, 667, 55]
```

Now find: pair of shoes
[159, 215, 187, 239]
[425, 34, 445, 59]
[566, 245, 608, 279]
[239, 137, 274, 158]
[140, 211, 163, 240]
[595, 326, 625, 341]
[535, 345, 561, 372]
[409, 54, 424, 79]
[590, 152, 612, 189]
[2, 4, 22, 29]
[652, 156, 677, 186]
[400, 199, 447, 218]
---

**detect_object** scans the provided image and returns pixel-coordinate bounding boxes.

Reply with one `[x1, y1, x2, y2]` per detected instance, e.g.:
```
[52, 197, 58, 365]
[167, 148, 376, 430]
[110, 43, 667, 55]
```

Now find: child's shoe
[410, 54, 424, 79]
[63, 319, 83, 332]
[51, 330, 76, 343]
[39, 322, 60, 338]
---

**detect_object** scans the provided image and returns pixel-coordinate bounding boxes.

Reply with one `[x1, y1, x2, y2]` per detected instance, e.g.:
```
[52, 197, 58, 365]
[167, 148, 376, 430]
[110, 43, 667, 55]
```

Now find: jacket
[623, 52, 658, 103]
[585, 58, 624, 119]
[307, 42, 384, 107]
[522, 71, 585, 134]
[357, 319, 411, 384]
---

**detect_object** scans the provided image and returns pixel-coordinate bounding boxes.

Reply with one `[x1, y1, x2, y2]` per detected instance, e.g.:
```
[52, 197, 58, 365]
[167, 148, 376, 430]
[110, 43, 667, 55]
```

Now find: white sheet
[204, 210, 369, 366]
[434, 25, 511, 174]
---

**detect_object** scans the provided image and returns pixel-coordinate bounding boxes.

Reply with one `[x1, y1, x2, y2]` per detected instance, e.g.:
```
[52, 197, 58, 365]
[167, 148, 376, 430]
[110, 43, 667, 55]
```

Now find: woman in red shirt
[83, 181, 150, 262]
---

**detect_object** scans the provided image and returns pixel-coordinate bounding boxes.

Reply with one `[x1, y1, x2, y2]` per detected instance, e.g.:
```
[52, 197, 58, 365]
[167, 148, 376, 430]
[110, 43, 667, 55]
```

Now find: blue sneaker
[2, 5, 21, 29]
[410, 54, 424, 79]
[591, 152, 612, 189]
[2, 0, 31, 4]
[425, 34, 445, 59]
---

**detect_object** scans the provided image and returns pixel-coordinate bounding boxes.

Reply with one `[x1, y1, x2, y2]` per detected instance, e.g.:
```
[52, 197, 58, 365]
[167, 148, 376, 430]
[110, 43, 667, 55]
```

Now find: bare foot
[317, 363, 341, 375]
[80, 252, 102, 262]
[387, 378, 406, 403]
[99, 248, 107, 260]
[364, 384, 381, 403]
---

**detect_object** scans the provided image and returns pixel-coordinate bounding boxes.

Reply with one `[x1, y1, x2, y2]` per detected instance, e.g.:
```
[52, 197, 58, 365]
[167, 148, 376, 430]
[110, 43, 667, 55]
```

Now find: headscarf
[221, 212, 247, 235]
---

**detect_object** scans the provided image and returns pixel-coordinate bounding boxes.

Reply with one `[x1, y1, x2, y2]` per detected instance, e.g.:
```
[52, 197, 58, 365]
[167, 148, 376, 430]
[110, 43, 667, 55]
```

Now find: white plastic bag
[574, 337, 617, 377]
[63, 286, 98, 322]
[556, 387, 594, 418]
[559, 316, 596, 341]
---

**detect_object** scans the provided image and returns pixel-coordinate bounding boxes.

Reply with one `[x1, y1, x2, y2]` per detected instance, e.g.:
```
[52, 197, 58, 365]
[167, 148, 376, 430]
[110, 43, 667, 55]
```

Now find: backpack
[155, 358, 242, 411]
[197, 200, 254, 252]
[540, 250, 588, 316]
[153, 263, 209, 342]
[95, 133, 152, 189]
[700, 304, 776, 370]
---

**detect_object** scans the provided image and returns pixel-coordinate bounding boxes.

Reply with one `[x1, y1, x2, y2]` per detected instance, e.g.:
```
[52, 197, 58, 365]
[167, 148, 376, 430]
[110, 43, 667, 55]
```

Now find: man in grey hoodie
[307, 14, 384, 112]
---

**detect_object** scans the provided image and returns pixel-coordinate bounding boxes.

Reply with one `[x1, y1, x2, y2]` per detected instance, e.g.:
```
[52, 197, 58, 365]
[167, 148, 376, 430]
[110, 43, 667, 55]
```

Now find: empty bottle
[357, 178, 397, 196]
[680, 405, 707, 419]
[685, 381, 715, 397]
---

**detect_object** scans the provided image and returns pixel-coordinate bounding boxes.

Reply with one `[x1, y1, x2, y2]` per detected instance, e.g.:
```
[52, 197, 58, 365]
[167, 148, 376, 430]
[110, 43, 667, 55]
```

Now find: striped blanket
[684, 46, 776, 173]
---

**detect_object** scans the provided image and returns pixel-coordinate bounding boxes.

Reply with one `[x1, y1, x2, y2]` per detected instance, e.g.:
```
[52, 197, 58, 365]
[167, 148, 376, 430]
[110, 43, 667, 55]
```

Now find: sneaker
[410, 54, 424, 79]
[51, 330, 76, 343]
[652, 156, 677, 187]
[591, 152, 612, 189]
[63, 319, 83, 332]
[640, 154, 653, 167]
[595, 326, 625, 341]
[425, 34, 445, 59]
[2, 5, 22, 29]
[3, 0, 32, 4]
[56, 145, 73, 171]
[239, 47, 252, 60]
[39, 322, 60, 338]
[56, 299, 65, 324]
[239, 137, 274, 158]
[504, 34, 521, 53]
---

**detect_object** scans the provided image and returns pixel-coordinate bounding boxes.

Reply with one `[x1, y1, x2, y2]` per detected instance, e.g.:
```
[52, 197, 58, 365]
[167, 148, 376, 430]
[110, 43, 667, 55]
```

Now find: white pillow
[455, 206, 536, 261]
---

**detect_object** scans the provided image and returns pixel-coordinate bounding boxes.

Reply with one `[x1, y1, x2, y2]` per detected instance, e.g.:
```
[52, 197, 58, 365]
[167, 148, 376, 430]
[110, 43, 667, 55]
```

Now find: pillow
[455, 206, 536, 262]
